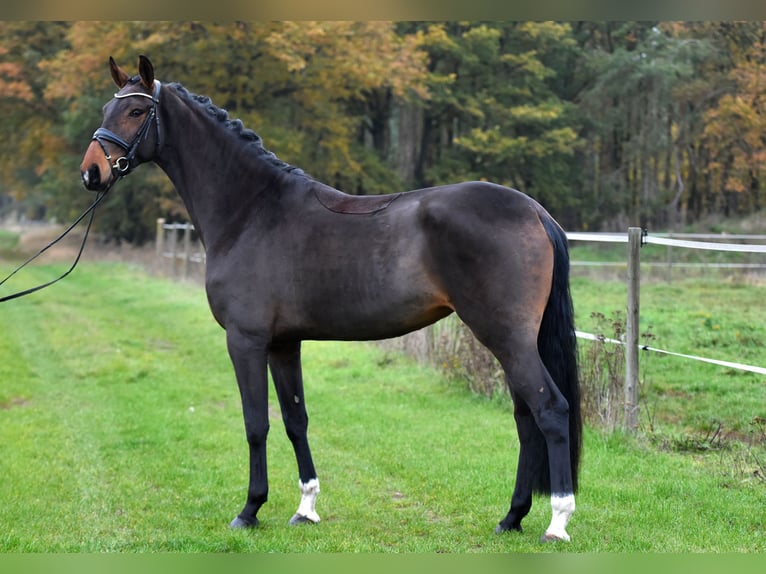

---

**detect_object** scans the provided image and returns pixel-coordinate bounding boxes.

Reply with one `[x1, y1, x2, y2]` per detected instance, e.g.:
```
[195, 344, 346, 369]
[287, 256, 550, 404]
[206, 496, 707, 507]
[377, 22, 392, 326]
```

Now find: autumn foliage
[1, 21, 765, 242]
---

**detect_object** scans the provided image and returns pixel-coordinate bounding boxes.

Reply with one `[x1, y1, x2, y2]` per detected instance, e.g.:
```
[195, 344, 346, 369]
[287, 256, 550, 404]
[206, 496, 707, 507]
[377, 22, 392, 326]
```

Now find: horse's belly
[282, 295, 453, 342]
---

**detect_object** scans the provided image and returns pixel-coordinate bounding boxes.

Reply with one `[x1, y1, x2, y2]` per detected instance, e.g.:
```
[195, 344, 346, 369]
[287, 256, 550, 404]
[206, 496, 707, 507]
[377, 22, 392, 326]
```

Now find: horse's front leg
[268, 341, 320, 525]
[226, 328, 271, 528]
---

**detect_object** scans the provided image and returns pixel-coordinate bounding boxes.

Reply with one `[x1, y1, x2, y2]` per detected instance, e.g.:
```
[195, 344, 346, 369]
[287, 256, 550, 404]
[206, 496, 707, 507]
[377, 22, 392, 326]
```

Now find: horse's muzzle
[80, 140, 113, 192]
[81, 164, 102, 191]
[81, 164, 114, 192]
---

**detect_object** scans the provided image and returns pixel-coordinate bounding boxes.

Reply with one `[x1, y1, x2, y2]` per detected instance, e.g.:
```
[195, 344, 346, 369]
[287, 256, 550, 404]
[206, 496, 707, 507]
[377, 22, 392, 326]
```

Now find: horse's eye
[129, 108, 144, 118]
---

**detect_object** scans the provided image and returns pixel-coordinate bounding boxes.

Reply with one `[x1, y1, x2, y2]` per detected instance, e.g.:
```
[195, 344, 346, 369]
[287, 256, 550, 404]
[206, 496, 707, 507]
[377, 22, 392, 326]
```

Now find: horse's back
[411, 181, 553, 256]
[411, 180, 545, 218]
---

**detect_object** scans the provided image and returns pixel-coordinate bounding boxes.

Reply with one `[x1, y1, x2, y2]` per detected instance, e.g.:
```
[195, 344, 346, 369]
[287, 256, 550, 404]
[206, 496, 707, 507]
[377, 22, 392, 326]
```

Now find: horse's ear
[109, 57, 130, 89]
[138, 55, 155, 90]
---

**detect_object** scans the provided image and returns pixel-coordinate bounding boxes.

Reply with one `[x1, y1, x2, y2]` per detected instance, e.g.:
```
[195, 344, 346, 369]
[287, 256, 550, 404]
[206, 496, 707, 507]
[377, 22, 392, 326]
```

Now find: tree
[0, 22, 69, 217]
[389, 22, 581, 224]
[703, 23, 766, 217]
[576, 22, 717, 229]
[262, 21, 429, 194]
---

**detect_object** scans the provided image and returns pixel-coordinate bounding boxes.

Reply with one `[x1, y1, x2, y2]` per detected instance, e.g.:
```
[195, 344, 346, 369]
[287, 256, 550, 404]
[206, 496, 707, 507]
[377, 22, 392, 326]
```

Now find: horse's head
[80, 55, 162, 191]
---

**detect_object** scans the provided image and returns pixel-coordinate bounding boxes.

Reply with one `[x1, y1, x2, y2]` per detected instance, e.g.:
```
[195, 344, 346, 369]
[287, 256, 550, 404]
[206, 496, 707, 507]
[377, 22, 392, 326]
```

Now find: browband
[114, 79, 162, 103]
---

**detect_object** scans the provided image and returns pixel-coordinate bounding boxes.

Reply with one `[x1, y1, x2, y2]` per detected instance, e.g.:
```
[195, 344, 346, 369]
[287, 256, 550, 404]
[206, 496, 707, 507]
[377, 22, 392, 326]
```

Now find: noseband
[91, 79, 162, 179]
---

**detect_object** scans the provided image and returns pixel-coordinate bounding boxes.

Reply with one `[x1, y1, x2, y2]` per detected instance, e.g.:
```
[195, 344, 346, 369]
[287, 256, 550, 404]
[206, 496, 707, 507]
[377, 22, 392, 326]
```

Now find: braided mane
[167, 81, 305, 176]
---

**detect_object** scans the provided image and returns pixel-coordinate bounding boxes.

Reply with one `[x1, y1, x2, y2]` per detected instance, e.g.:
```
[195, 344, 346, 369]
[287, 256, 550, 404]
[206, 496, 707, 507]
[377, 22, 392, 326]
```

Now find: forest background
[1, 21, 766, 243]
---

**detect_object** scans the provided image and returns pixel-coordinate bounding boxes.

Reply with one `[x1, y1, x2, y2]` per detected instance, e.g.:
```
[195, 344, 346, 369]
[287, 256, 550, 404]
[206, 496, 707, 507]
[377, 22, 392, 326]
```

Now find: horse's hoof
[289, 512, 320, 525]
[540, 531, 570, 543]
[229, 515, 259, 529]
[494, 522, 522, 535]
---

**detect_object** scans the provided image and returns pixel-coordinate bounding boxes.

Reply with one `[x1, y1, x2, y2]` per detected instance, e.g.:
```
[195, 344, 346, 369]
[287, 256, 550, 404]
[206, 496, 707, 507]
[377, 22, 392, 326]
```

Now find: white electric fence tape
[568, 231, 766, 377]
[575, 331, 766, 376]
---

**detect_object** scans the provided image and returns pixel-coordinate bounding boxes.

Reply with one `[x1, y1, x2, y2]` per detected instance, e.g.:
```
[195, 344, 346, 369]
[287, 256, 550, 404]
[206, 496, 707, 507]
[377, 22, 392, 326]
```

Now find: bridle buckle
[114, 156, 131, 174]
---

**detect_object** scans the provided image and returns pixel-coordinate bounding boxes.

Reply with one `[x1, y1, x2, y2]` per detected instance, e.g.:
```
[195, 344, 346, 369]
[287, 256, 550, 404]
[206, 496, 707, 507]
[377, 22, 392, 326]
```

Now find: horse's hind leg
[455, 291, 575, 540]
[421, 194, 576, 540]
[268, 341, 320, 525]
[493, 344, 575, 541]
[494, 391, 547, 534]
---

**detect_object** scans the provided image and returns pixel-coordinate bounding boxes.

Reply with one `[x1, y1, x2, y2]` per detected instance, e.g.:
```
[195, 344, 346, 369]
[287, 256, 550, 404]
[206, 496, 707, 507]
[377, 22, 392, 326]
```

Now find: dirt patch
[2, 223, 172, 276]
[0, 396, 29, 410]
[5, 224, 87, 263]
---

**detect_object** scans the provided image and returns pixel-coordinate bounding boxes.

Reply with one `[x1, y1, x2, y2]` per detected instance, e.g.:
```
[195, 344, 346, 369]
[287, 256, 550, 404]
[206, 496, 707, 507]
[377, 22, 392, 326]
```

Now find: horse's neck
[155, 96, 292, 249]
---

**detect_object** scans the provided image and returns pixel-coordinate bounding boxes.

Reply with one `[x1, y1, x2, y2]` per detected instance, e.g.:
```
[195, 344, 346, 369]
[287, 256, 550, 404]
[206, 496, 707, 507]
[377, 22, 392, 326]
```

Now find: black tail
[535, 211, 582, 494]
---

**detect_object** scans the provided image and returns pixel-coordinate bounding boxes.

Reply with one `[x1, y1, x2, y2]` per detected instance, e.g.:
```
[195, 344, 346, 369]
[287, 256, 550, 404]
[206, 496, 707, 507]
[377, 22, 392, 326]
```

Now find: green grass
[0, 263, 765, 552]
[0, 229, 19, 256]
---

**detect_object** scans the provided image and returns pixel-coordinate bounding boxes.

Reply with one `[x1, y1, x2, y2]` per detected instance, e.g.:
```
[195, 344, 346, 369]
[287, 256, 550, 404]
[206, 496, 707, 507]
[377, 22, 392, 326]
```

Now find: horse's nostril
[82, 165, 101, 190]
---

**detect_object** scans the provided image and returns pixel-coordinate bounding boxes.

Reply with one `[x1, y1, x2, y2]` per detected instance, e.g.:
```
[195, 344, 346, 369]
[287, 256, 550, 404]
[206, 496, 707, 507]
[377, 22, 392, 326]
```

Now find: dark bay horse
[80, 56, 582, 542]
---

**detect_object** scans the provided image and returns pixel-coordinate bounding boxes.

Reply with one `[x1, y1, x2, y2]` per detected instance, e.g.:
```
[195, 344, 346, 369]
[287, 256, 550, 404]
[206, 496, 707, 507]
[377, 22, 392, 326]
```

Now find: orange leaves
[255, 21, 430, 187]
[703, 31, 766, 195]
[264, 21, 429, 101]
[40, 22, 136, 100]
[0, 37, 32, 101]
[0, 61, 33, 101]
[22, 117, 68, 177]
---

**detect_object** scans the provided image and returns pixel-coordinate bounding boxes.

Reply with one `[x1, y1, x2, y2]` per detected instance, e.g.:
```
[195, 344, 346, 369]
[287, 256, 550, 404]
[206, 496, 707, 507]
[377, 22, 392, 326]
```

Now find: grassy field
[0, 261, 764, 552]
[572, 273, 766, 433]
[0, 229, 19, 257]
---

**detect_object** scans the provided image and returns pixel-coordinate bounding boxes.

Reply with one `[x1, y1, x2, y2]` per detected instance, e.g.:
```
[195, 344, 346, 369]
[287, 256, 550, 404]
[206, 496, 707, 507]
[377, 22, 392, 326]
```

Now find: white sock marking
[294, 478, 321, 523]
[544, 493, 575, 542]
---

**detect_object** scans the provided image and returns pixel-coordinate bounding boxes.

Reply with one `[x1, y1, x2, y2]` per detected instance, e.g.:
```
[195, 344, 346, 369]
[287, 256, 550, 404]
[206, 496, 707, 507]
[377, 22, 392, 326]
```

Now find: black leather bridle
[91, 79, 162, 179]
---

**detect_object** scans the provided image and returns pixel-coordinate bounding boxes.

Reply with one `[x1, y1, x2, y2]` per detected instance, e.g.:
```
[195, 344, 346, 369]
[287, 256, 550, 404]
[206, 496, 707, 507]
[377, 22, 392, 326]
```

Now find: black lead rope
[0, 191, 108, 303]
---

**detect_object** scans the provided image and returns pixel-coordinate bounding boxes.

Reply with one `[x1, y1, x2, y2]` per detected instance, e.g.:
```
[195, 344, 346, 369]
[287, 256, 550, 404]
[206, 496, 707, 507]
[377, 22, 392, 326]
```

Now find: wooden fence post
[155, 218, 165, 259]
[182, 223, 191, 279]
[169, 223, 178, 277]
[624, 227, 642, 432]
